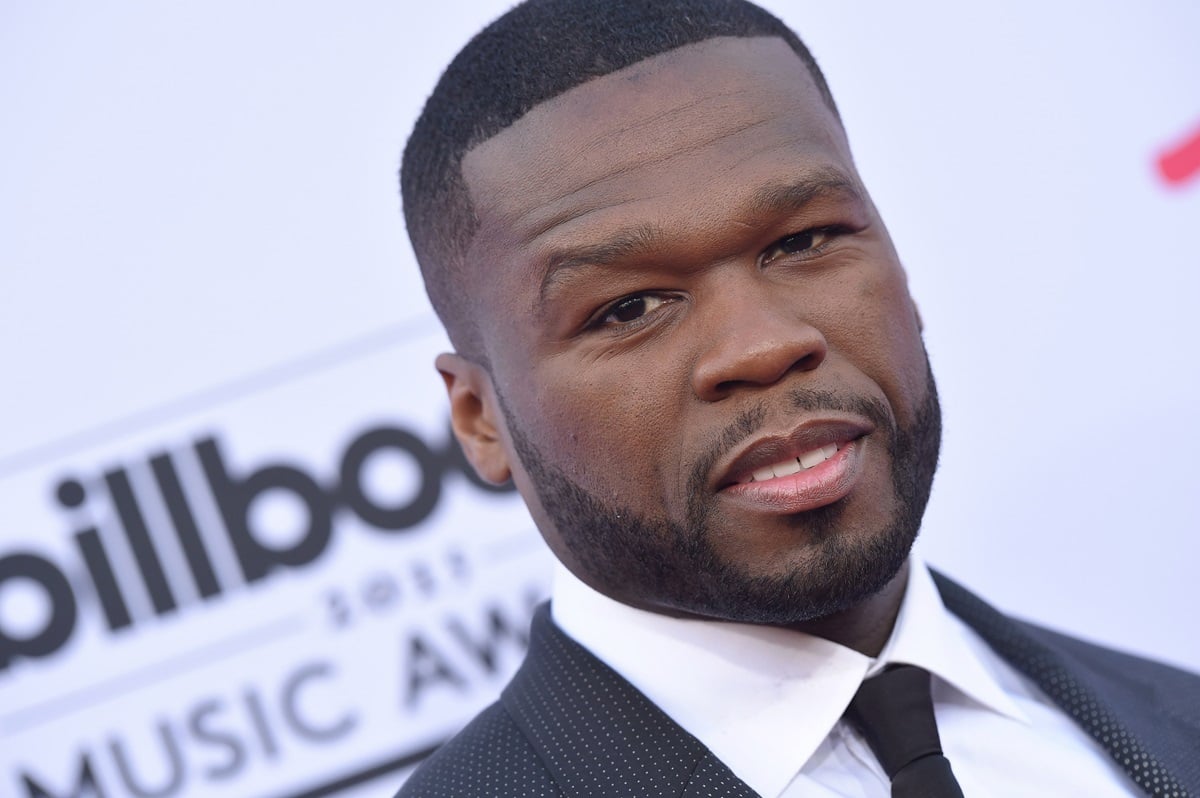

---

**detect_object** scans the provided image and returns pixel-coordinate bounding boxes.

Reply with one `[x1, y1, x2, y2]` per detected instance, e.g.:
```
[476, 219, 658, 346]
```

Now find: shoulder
[394, 701, 562, 798]
[932, 568, 1200, 707]
[1012, 614, 1200, 717]
[933, 568, 1200, 793]
[395, 602, 756, 797]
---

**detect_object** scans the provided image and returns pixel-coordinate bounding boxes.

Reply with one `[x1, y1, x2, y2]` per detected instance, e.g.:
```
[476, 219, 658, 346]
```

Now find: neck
[788, 561, 910, 657]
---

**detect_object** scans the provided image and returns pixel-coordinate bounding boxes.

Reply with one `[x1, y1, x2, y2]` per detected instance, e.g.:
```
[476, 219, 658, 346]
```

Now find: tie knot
[845, 665, 945, 778]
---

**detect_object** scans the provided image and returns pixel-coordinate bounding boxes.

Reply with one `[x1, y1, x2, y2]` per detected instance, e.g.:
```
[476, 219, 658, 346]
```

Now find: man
[396, 0, 1200, 795]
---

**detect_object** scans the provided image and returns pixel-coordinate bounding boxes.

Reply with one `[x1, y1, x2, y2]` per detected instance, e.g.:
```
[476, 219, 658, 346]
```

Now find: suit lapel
[501, 605, 760, 798]
[934, 570, 1200, 797]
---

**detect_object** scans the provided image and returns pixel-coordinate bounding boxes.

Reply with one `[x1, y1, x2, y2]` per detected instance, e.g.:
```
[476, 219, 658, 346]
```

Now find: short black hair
[401, 0, 839, 362]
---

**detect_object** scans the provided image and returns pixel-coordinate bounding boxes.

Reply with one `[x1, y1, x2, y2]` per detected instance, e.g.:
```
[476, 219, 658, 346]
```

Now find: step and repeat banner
[2, 2, 1198, 797]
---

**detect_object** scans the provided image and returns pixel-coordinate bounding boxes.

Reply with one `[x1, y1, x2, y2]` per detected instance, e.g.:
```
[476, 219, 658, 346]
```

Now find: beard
[500, 363, 942, 626]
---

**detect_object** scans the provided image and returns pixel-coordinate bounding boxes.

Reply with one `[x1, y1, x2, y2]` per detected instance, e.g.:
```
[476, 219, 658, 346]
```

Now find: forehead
[460, 36, 854, 304]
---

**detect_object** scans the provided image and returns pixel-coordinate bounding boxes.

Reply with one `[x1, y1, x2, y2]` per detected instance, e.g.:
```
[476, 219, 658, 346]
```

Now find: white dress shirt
[551, 552, 1141, 797]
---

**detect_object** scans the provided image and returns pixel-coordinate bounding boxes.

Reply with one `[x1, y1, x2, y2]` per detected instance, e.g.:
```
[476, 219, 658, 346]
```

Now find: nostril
[695, 326, 828, 401]
[712, 348, 824, 395]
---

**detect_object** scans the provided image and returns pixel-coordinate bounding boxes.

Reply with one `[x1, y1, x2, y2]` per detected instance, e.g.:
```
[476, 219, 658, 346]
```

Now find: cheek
[504, 355, 687, 493]
[835, 269, 928, 414]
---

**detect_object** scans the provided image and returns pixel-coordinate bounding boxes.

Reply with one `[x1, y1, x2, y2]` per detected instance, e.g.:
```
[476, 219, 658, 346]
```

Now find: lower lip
[720, 440, 864, 514]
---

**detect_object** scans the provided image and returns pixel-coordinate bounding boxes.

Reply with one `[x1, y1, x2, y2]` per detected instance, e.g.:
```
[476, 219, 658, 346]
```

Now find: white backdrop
[2, 2, 1197, 796]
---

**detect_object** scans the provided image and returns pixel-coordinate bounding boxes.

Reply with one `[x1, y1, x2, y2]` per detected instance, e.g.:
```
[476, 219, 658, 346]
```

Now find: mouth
[715, 418, 874, 514]
[740, 443, 840, 484]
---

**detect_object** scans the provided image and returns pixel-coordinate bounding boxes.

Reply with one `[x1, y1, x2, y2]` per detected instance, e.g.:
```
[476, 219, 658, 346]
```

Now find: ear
[912, 300, 925, 332]
[435, 352, 512, 485]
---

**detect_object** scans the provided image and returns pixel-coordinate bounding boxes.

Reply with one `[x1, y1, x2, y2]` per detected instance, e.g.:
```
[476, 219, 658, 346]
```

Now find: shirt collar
[874, 556, 1027, 723]
[551, 551, 1026, 798]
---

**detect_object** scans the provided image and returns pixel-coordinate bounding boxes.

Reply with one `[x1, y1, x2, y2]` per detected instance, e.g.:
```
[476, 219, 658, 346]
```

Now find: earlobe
[435, 353, 513, 485]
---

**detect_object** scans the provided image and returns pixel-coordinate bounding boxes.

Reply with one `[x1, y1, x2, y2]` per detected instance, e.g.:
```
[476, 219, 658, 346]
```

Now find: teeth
[775, 458, 803, 476]
[746, 444, 840, 483]
[798, 448, 826, 469]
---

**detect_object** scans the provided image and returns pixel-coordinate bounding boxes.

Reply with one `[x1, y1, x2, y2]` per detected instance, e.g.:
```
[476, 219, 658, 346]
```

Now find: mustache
[686, 388, 897, 495]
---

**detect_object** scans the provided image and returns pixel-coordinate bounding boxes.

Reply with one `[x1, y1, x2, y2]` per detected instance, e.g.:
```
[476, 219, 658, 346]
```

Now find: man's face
[453, 36, 940, 626]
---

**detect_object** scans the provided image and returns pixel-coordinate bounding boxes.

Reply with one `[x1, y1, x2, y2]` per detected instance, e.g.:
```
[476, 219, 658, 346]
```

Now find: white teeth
[775, 458, 803, 477]
[746, 444, 840, 483]
[798, 447, 827, 469]
[752, 465, 776, 482]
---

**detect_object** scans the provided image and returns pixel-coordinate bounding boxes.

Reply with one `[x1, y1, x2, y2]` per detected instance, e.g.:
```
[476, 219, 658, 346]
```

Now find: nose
[690, 282, 828, 402]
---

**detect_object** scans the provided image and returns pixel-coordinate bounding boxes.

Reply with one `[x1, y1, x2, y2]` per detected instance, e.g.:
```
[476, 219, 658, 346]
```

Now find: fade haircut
[401, 0, 839, 363]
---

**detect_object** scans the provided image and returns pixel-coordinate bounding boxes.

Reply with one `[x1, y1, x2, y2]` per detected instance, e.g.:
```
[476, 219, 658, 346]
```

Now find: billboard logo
[0, 422, 511, 672]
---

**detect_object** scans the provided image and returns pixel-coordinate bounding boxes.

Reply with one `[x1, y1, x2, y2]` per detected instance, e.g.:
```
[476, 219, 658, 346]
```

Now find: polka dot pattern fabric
[396, 703, 564, 796]
[502, 606, 759, 797]
[397, 605, 758, 797]
[934, 571, 1200, 798]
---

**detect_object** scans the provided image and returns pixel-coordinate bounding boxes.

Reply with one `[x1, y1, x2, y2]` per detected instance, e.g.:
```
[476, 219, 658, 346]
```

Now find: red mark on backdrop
[1157, 120, 1200, 187]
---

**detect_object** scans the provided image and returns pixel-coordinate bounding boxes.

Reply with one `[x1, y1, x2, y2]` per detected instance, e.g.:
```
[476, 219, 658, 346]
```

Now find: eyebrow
[536, 168, 862, 304]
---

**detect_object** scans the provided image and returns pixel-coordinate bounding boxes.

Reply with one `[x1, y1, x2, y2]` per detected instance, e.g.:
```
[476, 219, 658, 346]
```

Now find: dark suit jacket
[397, 572, 1200, 797]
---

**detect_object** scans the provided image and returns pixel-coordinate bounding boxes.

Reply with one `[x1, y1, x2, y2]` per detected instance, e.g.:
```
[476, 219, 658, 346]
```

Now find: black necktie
[844, 665, 966, 798]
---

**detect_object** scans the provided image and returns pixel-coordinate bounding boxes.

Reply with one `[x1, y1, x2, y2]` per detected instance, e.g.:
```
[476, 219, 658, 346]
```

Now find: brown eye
[602, 294, 668, 325]
[762, 228, 834, 265]
[779, 231, 817, 253]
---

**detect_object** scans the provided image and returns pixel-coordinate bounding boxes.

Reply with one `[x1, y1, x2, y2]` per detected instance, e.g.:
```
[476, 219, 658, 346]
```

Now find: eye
[760, 227, 838, 266]
[597, 293, 671, 326]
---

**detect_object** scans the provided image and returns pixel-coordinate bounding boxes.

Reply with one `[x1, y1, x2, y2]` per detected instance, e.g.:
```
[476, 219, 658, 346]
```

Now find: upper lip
[713, 416, 875, 489]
